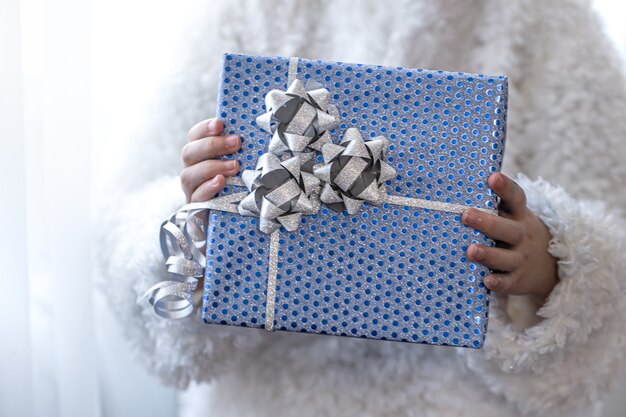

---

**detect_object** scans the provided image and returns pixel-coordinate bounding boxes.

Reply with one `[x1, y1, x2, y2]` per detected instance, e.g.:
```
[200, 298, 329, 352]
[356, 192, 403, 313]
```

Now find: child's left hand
[461, 173, 559, 308]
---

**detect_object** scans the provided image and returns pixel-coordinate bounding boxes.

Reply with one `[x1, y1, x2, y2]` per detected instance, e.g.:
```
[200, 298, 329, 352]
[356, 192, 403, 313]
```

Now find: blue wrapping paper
[202, 52, 508, 348]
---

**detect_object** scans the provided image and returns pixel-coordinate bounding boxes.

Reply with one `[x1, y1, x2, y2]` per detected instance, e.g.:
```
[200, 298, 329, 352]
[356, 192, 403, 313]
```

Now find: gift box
[154, 52, 508, 348]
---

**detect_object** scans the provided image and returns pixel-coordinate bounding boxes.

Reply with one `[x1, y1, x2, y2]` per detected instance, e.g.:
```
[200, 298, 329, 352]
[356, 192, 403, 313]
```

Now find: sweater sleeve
[457, 173, 626, 415]
[95, 174, 267, 389]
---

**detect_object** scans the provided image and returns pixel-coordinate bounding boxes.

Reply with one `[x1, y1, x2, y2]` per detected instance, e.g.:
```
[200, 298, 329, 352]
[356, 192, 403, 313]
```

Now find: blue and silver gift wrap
[204, 52, 508, 348]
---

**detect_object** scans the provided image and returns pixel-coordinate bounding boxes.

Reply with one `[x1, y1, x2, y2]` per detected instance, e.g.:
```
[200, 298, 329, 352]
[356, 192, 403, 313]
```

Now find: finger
[180, 159, 239, 198]
[483, 272, 519, 294]
[182, 134, 241, 166]
[488, 172, 527, 217]
[190, 175, 226, 203]
[187, 118, 224, 142]
[467, 244, 523, 272]
[461, 208, 525, 246]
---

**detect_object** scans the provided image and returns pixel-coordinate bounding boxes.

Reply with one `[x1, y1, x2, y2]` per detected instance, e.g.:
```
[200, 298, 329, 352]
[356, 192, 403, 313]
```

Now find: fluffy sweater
[96, 0, 626, 416]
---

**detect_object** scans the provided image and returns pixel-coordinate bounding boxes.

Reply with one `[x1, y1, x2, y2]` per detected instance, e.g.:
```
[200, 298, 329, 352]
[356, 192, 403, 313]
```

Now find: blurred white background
[1, 0, 625, 416]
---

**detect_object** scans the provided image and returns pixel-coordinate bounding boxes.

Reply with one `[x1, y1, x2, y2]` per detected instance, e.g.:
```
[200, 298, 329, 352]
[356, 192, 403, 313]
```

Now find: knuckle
[191, 188, 207, 203]
[202, 138, 215, 158]
[189, 190, 200, 203]
[501, 175, 511, 192]
[211, 135, 225, 153]
[490, 248, 503, 265]
[512, 183, 526, 205]
[515, 223, 526, 243]
[181, 143, 193, 165]
[521, 249, 531, 264]
[200, 160, 213, 179]
[180, 168, 192, 190]
[484, 213, 497, 231]
[518, 187, 527, 206]
[507, 271, 520, 288]
[201, 160, 217, 178]
[187, 123, 199, 142]
[200, 137, 222, 160]
[496, 275, 507, 291]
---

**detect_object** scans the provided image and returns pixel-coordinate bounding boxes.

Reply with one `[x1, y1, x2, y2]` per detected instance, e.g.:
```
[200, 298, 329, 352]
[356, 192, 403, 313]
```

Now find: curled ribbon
[140, 56, 497, 325]
[139, 191, 245, 319]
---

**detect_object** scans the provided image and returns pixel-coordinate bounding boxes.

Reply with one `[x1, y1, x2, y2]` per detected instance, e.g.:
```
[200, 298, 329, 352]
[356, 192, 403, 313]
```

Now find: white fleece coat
[96, 1, 626, 416]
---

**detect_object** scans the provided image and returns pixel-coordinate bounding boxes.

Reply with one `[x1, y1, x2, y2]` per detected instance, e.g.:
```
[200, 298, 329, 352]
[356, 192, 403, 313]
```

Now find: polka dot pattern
[202, 53, 508, 348]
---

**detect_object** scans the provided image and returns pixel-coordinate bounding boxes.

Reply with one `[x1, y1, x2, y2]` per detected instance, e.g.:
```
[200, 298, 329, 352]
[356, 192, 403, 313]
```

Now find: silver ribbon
[314, 128, 397, 215]
[265, 229, 280, 331]
[138, 189, 245, 318]
[140, 56, 498, 326]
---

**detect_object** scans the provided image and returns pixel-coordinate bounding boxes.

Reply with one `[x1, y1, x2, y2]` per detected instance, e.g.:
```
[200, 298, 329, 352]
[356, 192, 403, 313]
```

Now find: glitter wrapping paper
[202, 52, 508, 348]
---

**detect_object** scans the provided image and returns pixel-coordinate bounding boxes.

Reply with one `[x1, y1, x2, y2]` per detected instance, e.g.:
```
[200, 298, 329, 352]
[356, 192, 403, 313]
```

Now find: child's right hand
[180, 118, 241, 203]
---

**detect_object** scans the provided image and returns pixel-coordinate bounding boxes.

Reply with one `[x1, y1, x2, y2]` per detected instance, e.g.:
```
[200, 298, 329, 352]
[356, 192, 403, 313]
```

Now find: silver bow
[256, 78, 341, 156]
[313, 128, 397, 215]
[237, 152, 321, 234]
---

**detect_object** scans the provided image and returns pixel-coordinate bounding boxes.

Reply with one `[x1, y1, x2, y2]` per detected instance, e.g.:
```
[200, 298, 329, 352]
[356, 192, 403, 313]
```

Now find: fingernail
[485, 275, 499, 289]
[492, 172, 503, 188]
[211, 176, 220, 185]
[225, 135, 239, 148]
[229, 160, 238, 170]
[462, 209, 475, 223]
[472, 245, 483, 259]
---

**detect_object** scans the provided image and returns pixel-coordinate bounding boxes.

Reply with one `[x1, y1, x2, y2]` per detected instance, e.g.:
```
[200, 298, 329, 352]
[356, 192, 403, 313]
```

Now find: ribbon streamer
[138, 189, 246, 319]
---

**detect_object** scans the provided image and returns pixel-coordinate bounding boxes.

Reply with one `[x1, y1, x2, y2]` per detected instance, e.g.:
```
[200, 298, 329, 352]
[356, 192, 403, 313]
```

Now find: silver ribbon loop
[314, 127, 397, 215]
[138, 189, 247, 319]
[143, 277, 198, 319]
[256, 78, 341, 156]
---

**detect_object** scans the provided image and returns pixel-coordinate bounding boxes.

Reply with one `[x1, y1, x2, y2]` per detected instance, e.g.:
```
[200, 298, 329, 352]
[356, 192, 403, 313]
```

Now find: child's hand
[180, 118, 241, 203]
[462, 173, 558, 308]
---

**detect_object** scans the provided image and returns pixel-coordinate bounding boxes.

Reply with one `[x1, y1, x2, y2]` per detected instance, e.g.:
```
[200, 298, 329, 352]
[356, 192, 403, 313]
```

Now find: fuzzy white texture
[95, 0, 626, 416]
[458, 174, 626, 416]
